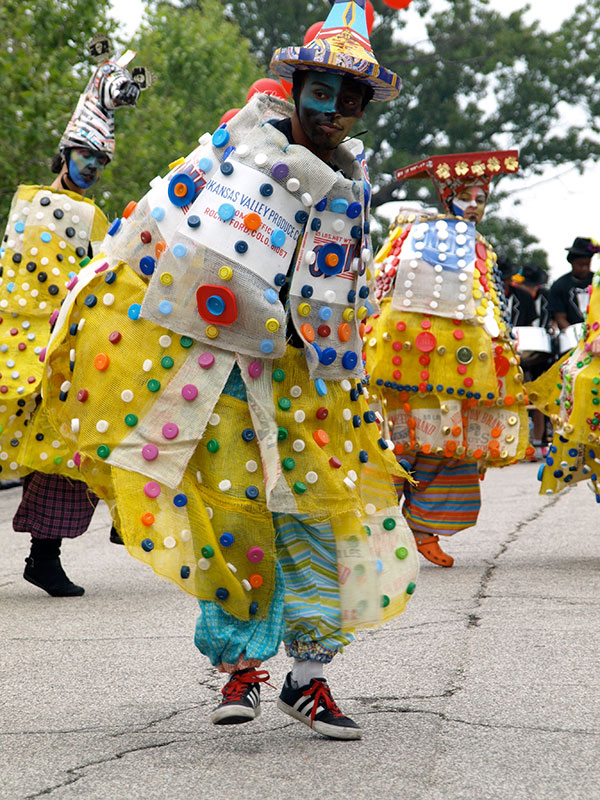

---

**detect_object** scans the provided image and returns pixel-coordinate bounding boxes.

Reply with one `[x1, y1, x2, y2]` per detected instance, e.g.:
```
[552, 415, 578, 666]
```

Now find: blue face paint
[67, 149, 107, 189]
[297, 71, 366, 154]
[451, 200, 465, 218]
[449, 185, 487, 223]
[300, 73, 342, 114]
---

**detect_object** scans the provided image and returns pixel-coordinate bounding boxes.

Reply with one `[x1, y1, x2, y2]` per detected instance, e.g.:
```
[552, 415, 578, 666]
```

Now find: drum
[514, 326, 553, 369]
[558, 323, 584, 355]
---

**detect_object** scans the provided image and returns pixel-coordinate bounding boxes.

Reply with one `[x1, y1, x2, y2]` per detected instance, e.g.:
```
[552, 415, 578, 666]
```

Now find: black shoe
[210, 668, 272, 725]
[23, 556, 85, 597]
[109, 526, 124, 545]
[0, 479, 23, 490]
[277, 673, 362, 740]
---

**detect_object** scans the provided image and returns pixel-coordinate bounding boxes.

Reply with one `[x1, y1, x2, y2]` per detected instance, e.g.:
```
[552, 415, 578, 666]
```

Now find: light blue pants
[194, 513, 354, 668]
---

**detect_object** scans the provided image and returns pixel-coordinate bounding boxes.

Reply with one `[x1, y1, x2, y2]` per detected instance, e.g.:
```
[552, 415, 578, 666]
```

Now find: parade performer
[529, 258, 600, 498]
[367, 152, 531, 567]
[37, 0, 419, 739]
[0, 36, 148, 596]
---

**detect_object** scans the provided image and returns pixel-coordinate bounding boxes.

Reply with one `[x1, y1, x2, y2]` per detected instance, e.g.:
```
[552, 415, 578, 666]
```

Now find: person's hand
[590, 335, 600, 355]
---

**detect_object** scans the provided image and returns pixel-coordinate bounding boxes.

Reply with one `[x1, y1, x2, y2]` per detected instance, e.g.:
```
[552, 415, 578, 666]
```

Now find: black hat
[520, 265, 546, 287]
[566, 237, 600, 260]
[497, 256, 515, 280]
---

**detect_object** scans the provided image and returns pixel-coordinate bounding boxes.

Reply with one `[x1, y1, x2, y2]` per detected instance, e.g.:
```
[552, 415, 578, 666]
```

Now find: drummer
[518, 265, 552, 332]
[509, 264, 554, 457]
[548, 237, 599, 330]
[500, 258, 538, 326]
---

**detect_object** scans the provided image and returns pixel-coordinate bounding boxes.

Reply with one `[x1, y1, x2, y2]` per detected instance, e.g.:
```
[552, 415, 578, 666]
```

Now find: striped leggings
[194, 513, 354, 671]
[397, 453, 481, 537]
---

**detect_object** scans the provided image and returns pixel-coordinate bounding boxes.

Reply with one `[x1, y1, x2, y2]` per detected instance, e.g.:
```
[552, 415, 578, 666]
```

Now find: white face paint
[450, 184, 487, 223]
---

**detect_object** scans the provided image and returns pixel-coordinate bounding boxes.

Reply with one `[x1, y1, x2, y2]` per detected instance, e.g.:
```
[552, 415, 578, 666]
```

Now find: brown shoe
[414, 534, 454, 567]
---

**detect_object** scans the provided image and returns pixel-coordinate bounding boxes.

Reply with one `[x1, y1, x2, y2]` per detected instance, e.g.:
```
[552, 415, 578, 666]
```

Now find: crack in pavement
[357, 704, 600, 737]
[481, 593, 600, 606]
[466, 492, 564, 629]
[25, 739, 178, 799]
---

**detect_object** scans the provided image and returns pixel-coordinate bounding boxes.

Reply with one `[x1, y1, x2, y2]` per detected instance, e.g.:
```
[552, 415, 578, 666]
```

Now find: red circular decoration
[475, 242, 488, 260]
[494, 355, 510, 378]
[476, 258, 487, 274]
[415, 331, 437, 353]
[392, 356, 402, 365]
[382, 0, 413, 8]
[396, 320, 406, 332]
[303, 21, 324, 44]
[247, 79, 289, 103]
[365, 0, 375, 33]
[453, 329, 465, 340]
[219, 108, 240, 126]
[392, 340, 403, 351]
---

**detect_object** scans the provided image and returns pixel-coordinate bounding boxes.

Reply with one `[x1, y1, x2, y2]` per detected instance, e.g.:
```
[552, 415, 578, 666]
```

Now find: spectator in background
[548, 237, 599, 330]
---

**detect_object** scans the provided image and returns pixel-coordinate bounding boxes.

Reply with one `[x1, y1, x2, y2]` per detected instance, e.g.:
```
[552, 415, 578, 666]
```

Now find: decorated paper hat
[60, 35, 153, 161]
[270, 0, 401, 102]
[395, 151, 519, 208]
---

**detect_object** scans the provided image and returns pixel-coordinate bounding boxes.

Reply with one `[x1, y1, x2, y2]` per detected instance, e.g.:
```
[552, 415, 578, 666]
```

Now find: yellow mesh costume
[529, 272, 600, 497]
[368, 211, 530, 466]
[37, 95, 419, 631]
[0, 185, 107, 478]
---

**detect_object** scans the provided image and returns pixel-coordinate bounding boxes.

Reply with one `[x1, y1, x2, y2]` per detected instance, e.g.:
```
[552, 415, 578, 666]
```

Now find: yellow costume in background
[529, 271, 600, 498]
[0, 185, 106, 478]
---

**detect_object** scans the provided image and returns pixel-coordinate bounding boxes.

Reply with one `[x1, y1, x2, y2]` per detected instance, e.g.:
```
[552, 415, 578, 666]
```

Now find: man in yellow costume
[367, 152, 531, 567]
[37, 0, 419, 739]
[0, 36, 146, 596]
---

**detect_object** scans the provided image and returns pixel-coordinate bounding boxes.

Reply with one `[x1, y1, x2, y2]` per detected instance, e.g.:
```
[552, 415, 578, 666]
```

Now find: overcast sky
[109, 0, 598, 281]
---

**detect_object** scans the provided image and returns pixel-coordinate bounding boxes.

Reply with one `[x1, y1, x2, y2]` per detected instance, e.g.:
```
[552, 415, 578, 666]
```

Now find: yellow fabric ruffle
[39, 258, 419, 625]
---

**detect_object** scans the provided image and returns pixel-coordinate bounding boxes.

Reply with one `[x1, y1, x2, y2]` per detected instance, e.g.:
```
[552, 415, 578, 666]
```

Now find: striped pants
[397, 453, 481, 537]
[194, 513, 354, 672]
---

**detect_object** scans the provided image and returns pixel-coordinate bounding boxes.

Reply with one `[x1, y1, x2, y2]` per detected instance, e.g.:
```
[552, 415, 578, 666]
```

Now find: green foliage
[0, 0, 116, 220]
[0, 0, 261, 221]
[97, 0, 262, 216]
[219, 0, 600, 264]
[479, 215, 549, 272]
[366, 0, 600, 209]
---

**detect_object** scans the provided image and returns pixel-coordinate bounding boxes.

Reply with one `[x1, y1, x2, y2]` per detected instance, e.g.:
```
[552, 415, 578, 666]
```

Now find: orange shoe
[414, 534, 454, 567]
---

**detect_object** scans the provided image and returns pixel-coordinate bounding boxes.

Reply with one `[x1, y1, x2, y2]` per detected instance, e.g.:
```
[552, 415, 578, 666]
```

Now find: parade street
[1, 462, 598, 800]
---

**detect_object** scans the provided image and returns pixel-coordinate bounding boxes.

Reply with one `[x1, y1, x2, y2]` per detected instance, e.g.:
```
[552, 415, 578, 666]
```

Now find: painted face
[67, 147, 109, 189]
[451, 184, 488, 224]
[297, 72, 366, 152]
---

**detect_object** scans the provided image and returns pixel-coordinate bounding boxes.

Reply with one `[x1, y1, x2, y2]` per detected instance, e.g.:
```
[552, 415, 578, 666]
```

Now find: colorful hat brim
[270, 46, 401, 102]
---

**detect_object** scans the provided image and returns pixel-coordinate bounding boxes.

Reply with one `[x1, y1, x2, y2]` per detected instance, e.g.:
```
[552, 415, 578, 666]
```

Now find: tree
[96, 0, 263, 217]
[0, 0, 116, 221]
[218, 0, 600, 217]
[0, 0, 262, 222]
[478, 216, 549, 272]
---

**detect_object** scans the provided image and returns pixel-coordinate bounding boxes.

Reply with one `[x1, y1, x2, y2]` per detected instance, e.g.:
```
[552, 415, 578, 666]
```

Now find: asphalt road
[1, 462, 599, 800]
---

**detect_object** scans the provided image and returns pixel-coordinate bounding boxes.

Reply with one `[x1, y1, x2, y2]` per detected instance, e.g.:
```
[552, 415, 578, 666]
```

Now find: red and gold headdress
[395, 151, 519, 208]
